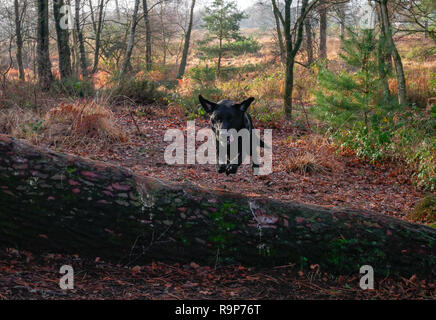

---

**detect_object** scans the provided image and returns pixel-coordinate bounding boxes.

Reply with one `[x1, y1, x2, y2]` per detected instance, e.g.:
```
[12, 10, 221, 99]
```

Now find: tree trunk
[0, 134, 434, 278]
[14, 0, 25, 81]
[36, 0, 53, 90]
[121, 0, 140, 76]
[217, 36, 222, 78]
[379, 0, 406, 106]
[177, 0, 196, 79]
[375, 4, 391, 99]
[114, 0, 121, 21]
[54, 0, 72, 80]
[272, 0, 285, 65]
[143, 0, 152, 71]
[283, 0, 309, 120]
[88, 0, 97, 33]
[305, 16, 313, 65]
[425, 19, 428, 39]
[75, 0, 88, 78]
[160, 3, 167, 66]
[92, 0, 105, 74]
[284, 56, 294, 119]
[337, 2, 346, 39]
[319, 1, 327, 61]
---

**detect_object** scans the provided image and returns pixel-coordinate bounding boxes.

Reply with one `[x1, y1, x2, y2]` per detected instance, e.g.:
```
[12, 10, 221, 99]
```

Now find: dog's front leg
[216, 137, 227, 174]
[225, 146, 240, 175]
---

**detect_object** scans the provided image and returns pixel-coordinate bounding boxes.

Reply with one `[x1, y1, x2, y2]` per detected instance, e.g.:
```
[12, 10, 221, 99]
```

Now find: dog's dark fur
[199, 95, 264, 175]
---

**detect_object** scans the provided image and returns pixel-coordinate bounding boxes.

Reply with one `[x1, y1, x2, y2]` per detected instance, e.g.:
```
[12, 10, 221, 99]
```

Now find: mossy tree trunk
[0, 135, 435, 278]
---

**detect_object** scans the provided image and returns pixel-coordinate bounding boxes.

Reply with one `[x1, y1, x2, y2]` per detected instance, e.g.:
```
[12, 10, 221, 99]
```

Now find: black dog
[199, 95, 266, 175]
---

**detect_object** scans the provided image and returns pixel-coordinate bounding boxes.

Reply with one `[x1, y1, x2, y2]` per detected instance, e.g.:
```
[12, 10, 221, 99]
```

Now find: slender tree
[375, 3, 391, 99]
[121, 0, 140, 76]
[92, 0, 105, 73]
[114, 0, 121, 20]
[177, 0, 196, 79]
[319, 0, 327, 60]
[272, 0, 286, 64]
[278, 0, 320, 119]
[377, 0, 406, 105]
[305, 12, 314, 65]
[143, 0, 152, 71]
[75, 0, 88, 77]
[14, 0, 25, 81]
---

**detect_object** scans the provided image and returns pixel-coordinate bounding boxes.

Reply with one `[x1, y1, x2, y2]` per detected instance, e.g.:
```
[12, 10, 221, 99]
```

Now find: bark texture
[318, 1, 327, 61]
[36, 0, 53, 90]
[0, 135, 435, 278]
[91, 0, 105, 74]
[272, 0, 285, 65]
[14, 0, 25, 81]
[379, 0, 406, 106]
[75, 0, 88, 78]
[143, 0, 152, 72]
[121, 0, 140, 76]
[54, 0, 72, 79]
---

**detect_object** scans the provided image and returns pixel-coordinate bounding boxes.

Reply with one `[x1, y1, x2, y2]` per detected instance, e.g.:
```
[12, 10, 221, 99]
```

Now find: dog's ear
[199, 95, 217, 114]
[239, 97, 255, 112]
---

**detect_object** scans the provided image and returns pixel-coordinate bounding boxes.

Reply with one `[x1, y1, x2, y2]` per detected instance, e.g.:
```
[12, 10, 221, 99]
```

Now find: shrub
[166, 85, 222, 118]
[249, 102, 284, 125]
[53, 78, 95, 98]
[407, 195, 436, 224]
[187, 65, 217, 83]
[112, 78, 162, 104]
[198, 37, 262, 57]
[405, 46, 436, 61]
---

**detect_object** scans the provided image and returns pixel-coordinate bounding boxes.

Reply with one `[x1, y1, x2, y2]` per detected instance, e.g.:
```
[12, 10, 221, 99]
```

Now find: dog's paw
[217, 164, 227, 174]
[225, 164, 239, 175]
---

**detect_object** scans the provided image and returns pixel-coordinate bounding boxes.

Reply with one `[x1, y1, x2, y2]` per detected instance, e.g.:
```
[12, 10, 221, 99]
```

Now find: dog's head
[199, 95, 255, 134]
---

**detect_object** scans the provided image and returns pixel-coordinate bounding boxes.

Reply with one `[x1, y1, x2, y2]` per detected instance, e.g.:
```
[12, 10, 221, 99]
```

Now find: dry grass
[282, 151, 327, 175]
[280, 134, 343, 176]
[0, 107, 44, 144]
[45, 101, 128, 147]
[0, 100, 128, 150]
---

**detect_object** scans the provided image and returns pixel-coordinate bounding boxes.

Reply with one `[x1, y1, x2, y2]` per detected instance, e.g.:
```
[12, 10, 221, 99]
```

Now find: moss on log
[0, 134, 435, 278]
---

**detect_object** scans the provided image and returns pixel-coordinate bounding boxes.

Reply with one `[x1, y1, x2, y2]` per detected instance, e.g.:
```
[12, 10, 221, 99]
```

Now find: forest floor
[1, 105, 434, 300]
[0, 248, 434, 300]
[53, 106, 426, 222]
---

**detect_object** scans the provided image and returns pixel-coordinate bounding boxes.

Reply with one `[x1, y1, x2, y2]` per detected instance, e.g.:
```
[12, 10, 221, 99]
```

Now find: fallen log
[0, 134, 435, 278]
